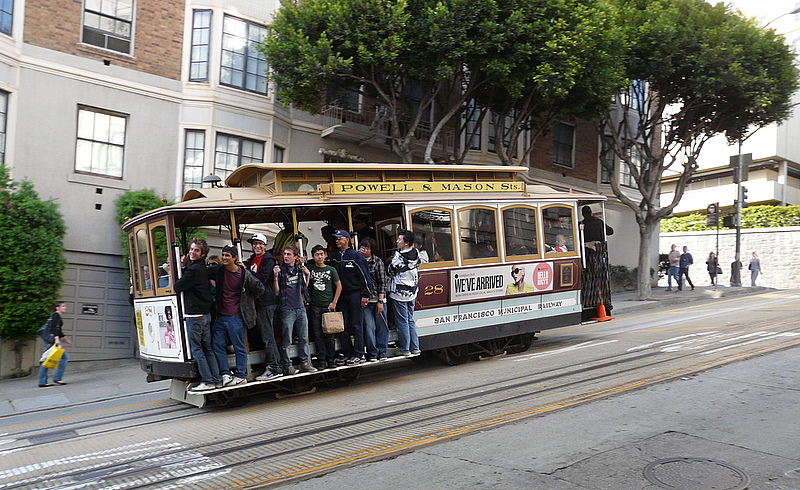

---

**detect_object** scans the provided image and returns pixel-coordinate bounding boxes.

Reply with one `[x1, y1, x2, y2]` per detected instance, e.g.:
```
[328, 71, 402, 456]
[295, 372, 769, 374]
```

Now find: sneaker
[283, 365, 297, 376]
[346, 356, 364, 366]
[189, 382, 215, 392]
[226, 376, 246, 386]
[300, 362, 318, 373]
[411, 349, 421, 355]
[676, 290, 683, 293]
[334, 356, 347, 367]
[401, 351, 412, 358]
[367, 357, 379, 363]
[691, 286, 695, 291]
[665, 288, 672, 291]
[378, 354, 388, 361]
[221, 374, 233, 386]
[214, 383, 224, 389]
[256, 371, 282, 381]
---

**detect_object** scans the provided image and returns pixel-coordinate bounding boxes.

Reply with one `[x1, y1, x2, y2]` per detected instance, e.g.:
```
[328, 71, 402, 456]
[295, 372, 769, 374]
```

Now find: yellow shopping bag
[41, 345, 65, 369]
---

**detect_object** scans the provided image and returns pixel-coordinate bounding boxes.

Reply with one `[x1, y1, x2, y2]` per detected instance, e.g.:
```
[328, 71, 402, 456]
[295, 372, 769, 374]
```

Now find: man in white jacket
[387, 229, 421, 357]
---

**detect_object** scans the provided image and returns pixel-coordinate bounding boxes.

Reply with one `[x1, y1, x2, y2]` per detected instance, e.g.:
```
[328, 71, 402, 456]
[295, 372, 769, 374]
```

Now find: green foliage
[0, 165, 66, 341]
[661, 205, 800, 231]
[115, 189, 171, 274]
[262, 0, 625, 163]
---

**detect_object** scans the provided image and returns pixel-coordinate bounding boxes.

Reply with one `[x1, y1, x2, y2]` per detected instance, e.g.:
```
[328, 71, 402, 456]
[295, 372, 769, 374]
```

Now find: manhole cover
[643, 457, 750, 490]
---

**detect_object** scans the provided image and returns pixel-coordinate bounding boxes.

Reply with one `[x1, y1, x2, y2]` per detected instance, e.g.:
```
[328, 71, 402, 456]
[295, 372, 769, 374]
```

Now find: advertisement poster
[135, 296, 182, 359]
[450, 262, 553, 303]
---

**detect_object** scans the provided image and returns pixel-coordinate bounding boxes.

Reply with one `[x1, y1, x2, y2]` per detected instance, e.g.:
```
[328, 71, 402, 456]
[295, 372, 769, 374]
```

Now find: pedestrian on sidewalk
[749, 252, 761, 286]
[678, 246, 694, 291]
[666, 244, 681, 291]
[705, 252, 719, 286]
[38, 301, 72, 387]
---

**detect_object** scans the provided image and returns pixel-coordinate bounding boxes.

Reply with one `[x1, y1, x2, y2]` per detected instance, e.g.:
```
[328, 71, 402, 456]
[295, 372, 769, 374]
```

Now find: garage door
[59, 264, 136, 361]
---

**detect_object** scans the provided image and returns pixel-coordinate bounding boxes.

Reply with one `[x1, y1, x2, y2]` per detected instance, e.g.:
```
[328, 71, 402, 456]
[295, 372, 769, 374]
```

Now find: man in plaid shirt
[358, 237, 389, 361]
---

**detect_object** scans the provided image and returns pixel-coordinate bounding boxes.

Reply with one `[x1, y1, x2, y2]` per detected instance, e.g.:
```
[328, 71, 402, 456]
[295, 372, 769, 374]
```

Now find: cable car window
[542, 205, 576, 256]
[502, 205, 540, 259]
[458, 206, 499, 262]
[136, 228, 153, 292]
[150, 223, 172, 290]
[410, 208, 455, 266]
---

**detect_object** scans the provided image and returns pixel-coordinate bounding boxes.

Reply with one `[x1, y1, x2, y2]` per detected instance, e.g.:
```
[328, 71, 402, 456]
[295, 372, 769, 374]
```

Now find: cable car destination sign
[328, 181, 525, 195]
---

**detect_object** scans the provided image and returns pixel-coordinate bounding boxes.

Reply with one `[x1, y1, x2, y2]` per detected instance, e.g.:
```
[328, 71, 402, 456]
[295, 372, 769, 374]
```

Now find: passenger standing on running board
[174, 238, 220, 392]
[244, 232, 283, 381]
[358, 237, 388, 362]
[329, 230, 373, 365]
[387, 229, 421, 357]
[212, 244, 265, 387]
[273, 244, 317, 374]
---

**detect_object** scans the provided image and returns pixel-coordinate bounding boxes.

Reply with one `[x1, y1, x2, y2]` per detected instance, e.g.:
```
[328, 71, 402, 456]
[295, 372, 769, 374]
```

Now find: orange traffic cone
[591, 302, 614, 322]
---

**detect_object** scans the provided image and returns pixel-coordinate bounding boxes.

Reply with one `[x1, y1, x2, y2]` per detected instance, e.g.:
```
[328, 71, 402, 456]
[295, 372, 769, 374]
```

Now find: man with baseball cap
[329, 230, 373, 365]
[245, 233, 282, 380]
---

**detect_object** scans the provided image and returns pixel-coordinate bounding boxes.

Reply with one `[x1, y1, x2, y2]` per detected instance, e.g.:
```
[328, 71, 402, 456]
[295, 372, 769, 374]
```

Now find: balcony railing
[320, 105, 454, 155]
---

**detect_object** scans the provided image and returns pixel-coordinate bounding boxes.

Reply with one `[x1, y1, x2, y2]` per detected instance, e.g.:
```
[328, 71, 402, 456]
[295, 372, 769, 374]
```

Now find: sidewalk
[0, 285, 772, 418]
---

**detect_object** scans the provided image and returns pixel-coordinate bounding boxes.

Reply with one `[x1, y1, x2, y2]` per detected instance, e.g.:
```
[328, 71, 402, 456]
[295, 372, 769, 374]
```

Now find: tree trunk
[636, 220, 654, 300]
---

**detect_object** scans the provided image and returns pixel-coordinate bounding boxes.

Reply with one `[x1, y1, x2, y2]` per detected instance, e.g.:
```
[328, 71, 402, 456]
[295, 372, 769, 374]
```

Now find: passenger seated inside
[158, 262, 171, 287]
[413, 234, 429, 263]
[507, 238, 530, 256]
[547, 235, 568, 253]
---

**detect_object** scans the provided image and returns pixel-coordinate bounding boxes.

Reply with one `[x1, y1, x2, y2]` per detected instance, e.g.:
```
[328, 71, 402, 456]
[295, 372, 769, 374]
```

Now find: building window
[214, 133, 264, 181]
[465, 99, 481, 150]
[183, 130, 205, 194]
[82, 0, 133, 54]
[189, 10, 212, 82]
[621, 140, 642, 188]
[220, 15, 268, 94]
[0, 0, 12, 36]
[488, 110, 517, 156]
[552, 122, 574, 169]
[0, 91, 7, 165]
[600, 135, 613, 184]
[273, 145, 285, 163]
[75, 107, 127, 178]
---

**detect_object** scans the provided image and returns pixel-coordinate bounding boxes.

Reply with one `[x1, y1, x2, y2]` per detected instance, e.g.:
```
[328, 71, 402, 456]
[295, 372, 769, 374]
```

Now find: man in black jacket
[174, 238, 219, 391]
[244, 233, 283, 380]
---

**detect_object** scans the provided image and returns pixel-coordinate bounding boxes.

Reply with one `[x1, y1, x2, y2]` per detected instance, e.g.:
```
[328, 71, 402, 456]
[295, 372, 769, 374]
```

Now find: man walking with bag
[38, 301, 72, 387]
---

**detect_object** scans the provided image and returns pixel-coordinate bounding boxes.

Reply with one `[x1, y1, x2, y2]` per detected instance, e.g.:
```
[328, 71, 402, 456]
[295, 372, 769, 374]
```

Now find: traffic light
[740, 186, 749, 208]
[722, 214, 735, 228]
[705, 203, 718, 227]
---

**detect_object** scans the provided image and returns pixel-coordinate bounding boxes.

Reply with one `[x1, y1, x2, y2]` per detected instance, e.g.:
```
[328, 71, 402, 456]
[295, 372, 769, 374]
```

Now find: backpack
[37, 316, 55, 344]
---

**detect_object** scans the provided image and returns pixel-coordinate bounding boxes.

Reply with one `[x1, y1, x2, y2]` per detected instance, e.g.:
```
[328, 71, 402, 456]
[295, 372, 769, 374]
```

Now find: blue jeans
[279, 307, 310, 367]
[308, 305, 336, 363]
[187, 314, 220, 384]
[256, 304, 281, 373]
[363, 302, 389, 358]
[338, 291, 365, 358]
[39, 341, 69, 385]
[391, 298, 418, 353]
[212, 315, 248, 379]
[667, 266, 680, 289]
[678, 267, 693, 291]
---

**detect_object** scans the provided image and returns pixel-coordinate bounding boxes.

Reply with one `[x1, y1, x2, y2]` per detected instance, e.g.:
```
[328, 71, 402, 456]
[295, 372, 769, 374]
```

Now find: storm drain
[643, 457, 750, 490]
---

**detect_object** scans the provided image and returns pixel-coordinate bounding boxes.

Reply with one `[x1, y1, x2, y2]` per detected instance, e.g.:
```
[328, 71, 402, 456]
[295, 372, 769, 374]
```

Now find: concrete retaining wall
[659, 226, 800, 289]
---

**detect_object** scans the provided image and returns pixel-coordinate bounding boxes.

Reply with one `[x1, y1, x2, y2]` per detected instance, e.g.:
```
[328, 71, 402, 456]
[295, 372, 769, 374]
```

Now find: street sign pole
[732, 142, 743, 286]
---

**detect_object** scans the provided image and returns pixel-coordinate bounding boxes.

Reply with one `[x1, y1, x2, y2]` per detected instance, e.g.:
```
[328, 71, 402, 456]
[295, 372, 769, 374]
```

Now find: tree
[262, 0, 624, 164]
[601, 0, 799, 300]
[0, 165, 66, 374]
[459, 0, 625, 166]
[115, 189, 171, 274]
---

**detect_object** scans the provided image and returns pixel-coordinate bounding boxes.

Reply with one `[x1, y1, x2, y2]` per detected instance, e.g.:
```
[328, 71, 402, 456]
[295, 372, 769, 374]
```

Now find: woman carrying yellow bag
[38, 301, 72, 387]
